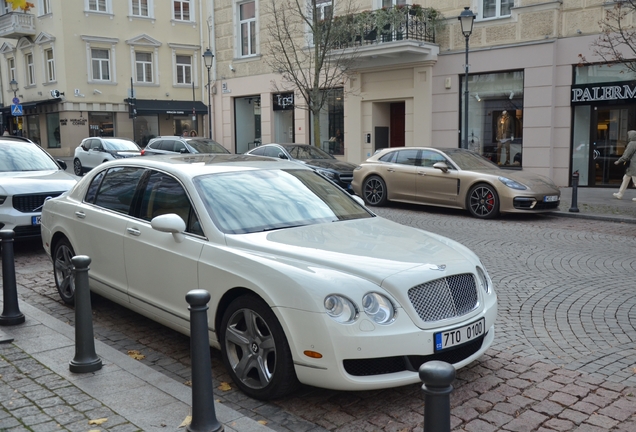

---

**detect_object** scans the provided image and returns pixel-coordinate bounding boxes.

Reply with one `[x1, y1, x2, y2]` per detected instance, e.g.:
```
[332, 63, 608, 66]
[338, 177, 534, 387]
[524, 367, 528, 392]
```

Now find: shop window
[89, 112, 114, 137]
[26, 115, 40, 145]
[134, 115, 158, 147]
[459, 70, 523, 167]
[310, 88, 344, 156]
[47, 113, 60, 148]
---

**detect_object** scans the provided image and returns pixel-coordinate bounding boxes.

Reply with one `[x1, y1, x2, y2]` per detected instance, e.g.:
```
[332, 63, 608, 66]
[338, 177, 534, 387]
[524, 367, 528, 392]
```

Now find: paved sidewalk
[554, 185, 636, 224]
[0, 299, 273, 432]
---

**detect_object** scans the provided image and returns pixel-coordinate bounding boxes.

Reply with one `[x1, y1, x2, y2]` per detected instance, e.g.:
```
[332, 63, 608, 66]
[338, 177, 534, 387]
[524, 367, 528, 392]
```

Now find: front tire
[220, 295, 299, 400]
[73, 159, 83, 176]
[362, 175, 388, 206]
[467, 183, 500, 219]
[53, 238, 76, 305]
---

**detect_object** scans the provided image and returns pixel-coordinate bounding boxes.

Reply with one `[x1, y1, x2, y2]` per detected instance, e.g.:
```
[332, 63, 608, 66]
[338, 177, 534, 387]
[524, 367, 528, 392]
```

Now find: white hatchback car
[73, 137, 141, 176]
[41, 154, 497, 400]
[0, 139, 77, 239]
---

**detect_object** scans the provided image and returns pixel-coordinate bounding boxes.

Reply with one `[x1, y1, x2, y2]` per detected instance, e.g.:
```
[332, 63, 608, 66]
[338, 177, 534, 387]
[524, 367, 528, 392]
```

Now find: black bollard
[69, 255, 102, 373]
[0, 230, 25, 326]
[186, 289, 223, 432]
[420, 361, 456, 432]
[569, 171, 580, 213]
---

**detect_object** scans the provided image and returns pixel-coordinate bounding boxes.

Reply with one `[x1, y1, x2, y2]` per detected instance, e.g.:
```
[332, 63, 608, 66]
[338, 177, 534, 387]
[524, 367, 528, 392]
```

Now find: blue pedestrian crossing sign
[11, 104, 22, 116]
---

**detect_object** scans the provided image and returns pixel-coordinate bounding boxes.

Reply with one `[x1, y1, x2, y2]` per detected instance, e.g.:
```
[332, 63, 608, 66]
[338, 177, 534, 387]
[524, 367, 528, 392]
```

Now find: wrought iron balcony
[0, 12, 36, 39]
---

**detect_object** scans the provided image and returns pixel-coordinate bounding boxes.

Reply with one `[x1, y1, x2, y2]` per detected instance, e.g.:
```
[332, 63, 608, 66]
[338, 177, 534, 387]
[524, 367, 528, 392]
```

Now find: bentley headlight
[498, 176, 527, 190]
[362, 293, 395, 325]
[476, 265, 493, 294]
[324, 295, 357, 323]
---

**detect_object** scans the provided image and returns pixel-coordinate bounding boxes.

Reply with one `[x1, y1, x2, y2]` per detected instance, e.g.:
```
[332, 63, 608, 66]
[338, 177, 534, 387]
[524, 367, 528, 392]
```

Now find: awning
[0, 98, 60, 114]
[131, 99, 208, 115]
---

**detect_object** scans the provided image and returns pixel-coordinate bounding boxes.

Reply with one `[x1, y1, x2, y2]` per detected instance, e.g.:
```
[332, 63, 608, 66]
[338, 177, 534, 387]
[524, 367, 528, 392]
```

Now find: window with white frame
[45, 48, 56, 82]
[176, 55, 192, 84]
[173, 0, 191, 21]
[135, 52, 153, 83]
[239, 1, 256, 57]
[131, 0, 150, 17]
[91, 48, 110, 81]
[39, 0, 51, 15]
[25, 53, 35, 86]
[86, 0, 110, 13]
[8, 57, 15, 82]
[480, 0, 513, 19]
[315, 0, 332, 21]
[381, 0, 406, 7]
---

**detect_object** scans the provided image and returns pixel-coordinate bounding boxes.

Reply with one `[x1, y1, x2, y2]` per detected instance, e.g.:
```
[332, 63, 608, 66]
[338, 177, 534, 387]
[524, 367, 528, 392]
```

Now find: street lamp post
[458, 7, 475, 150]
[9, 79, 18, 99]
[203, 48, 214, 139]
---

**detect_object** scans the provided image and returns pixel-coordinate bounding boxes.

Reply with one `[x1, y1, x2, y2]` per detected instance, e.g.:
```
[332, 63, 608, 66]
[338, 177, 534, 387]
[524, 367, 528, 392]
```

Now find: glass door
[591, 106, 630, 186]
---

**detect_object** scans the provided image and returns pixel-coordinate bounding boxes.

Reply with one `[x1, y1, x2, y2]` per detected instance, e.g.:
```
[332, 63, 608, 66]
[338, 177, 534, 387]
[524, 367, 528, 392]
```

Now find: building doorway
[390, 102, 405, 148]
[590, 106, 633, 186]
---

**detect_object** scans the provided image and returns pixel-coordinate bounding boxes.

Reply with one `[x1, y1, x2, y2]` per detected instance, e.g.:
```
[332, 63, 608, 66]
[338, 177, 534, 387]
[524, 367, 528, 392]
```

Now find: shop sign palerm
[571, 81, 636, 105]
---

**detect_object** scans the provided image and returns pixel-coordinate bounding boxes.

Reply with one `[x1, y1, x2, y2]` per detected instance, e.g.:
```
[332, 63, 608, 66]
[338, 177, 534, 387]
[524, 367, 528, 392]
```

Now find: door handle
[126, 227, 141, 236]
[74, 211, 85, 219]
[387, 168, 395, 172]
[593, 150, 599, 159]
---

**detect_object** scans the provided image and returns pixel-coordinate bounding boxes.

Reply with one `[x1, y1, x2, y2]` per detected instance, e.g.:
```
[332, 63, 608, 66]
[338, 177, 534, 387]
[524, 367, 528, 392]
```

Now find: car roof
[92, 153, 314, 177]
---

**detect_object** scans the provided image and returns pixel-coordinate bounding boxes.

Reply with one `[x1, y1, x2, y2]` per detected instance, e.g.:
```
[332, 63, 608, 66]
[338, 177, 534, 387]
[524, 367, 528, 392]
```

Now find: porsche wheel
[53, 238, 76, 305]
[73, 159, 83, 176]
[468, 184, 500, 219]
[220, 295, 299, 400]
[362, 175, 388, 206]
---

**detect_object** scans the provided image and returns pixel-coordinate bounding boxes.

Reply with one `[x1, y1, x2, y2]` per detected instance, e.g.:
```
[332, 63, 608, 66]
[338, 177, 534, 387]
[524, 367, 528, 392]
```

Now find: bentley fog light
[476, 265, 493, 294]
[324, 295, 357, 323]
[362, 293, 395, 324]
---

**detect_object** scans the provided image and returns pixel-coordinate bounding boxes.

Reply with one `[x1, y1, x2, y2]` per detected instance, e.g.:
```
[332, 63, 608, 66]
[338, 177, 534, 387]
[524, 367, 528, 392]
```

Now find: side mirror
[433, 162, 449, 173]
[278, 153, 289, 160]
[151, 213, 186, 243]
[56, 159, 67, 170]
[351, 195, 365, 206]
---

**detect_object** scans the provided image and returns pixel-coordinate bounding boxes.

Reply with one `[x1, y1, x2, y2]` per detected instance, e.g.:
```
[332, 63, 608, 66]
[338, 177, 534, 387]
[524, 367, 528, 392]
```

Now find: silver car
[73, 137, 141, 176]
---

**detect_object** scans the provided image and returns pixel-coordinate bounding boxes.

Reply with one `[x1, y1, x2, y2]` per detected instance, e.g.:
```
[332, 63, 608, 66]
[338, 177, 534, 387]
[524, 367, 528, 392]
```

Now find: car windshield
[287, 145, 334, 160]
[194, 169, 372, 234]
[103, 139, 140, 151]
[187, 139, 229, 154]
[445, 149, 500, 170]
[0, 142, 60, 172]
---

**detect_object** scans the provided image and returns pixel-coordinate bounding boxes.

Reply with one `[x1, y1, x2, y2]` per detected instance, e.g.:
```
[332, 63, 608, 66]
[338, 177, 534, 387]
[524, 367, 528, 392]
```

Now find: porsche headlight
[324, 295, 357, 323]
[476, 265, 493, 294]
[362, 293, 396, 325]
[498, 176, 527, 190]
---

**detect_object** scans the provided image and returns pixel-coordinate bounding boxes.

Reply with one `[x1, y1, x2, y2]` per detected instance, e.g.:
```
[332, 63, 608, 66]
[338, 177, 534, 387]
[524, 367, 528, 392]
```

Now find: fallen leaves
[179, 415, 192, 428]
[127, 350, 145, 360]
[88, 418, 108, 426]
[218, 382, 232, 391]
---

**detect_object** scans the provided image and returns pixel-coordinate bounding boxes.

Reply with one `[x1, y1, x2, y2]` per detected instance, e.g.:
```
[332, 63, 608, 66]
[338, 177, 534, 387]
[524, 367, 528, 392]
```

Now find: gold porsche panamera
[351, 147, 560, 219]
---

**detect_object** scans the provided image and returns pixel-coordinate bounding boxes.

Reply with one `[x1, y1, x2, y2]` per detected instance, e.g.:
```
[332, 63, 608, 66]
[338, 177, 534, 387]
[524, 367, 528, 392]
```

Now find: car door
[72, 166, 146, 302]
[383, 149, 420, 202]
[124, 169, 204, 331]
[86, 139, 106, 168]
[416, 150, 460, 205]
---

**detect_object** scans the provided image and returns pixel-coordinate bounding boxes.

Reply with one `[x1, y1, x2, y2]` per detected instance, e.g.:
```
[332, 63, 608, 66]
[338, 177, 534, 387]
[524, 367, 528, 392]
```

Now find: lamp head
[9, 79, 18, 92]
[458, 7, 475, 38]
[203, 48, 214, 68]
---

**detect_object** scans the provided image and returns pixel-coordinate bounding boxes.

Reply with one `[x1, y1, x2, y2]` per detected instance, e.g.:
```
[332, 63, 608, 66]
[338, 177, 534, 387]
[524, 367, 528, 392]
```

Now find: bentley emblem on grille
[423, 264, 446, 271]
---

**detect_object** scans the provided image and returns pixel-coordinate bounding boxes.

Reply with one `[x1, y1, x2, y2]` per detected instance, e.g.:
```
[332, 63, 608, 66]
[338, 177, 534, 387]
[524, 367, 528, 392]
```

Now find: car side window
[249, 147, 265, 156]
[174, 141, 187, 153]
[93, 167, 145, 214]
[263, 147, 282, 158]
[84, 170, 106, 203]
[395, 150, 420, 166]
[420, 150, 449, 168]
[90, 140, 102, 151]
[139, 171, 203, 236]
[158, 140, 174, 151]
[379, 152, 396, 163]
[81, 140, 91, 151]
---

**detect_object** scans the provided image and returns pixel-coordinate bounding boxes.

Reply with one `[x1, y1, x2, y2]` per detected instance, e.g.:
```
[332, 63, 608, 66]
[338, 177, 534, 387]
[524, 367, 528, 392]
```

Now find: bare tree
[593, 0, 636, 72]
[264, 0, 359, 147]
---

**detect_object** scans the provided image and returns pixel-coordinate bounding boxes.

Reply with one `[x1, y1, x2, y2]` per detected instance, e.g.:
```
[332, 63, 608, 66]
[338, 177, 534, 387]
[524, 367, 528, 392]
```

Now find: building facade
[1, 0, 633, 188]
[0, 0, 213, 156]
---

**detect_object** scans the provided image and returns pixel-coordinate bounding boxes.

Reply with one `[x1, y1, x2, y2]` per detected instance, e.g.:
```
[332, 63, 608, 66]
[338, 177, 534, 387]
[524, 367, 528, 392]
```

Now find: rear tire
[53, 237, 76, 305]
[220, 295, 299, 400]
[362, 175, 388, 206]
[73, 159, 83, 176]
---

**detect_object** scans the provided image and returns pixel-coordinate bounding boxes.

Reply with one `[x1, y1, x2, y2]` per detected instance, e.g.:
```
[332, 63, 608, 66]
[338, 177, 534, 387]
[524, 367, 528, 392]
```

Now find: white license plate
[32, 215, 41, 225]
[543, 195, 558, 202]
[434, 318, 485, 352]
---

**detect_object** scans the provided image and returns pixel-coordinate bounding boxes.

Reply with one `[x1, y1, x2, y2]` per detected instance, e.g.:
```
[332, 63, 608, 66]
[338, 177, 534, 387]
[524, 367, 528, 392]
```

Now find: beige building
[1, 0, 633, 188]
[0, 0, 213, 156]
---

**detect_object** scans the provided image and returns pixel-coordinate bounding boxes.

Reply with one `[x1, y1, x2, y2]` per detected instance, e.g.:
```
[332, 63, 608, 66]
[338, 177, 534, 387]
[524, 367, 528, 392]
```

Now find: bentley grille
[408, 273, 478, 322]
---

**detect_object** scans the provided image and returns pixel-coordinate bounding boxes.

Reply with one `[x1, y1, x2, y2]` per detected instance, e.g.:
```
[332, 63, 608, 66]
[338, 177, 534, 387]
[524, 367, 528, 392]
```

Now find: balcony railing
[329, 5, 437, 50]
[0, 12, 36, 39]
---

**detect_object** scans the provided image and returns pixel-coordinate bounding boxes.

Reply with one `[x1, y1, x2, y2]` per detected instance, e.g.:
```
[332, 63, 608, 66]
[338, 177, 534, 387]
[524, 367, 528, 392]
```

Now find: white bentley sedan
[40, 154, 497, 400]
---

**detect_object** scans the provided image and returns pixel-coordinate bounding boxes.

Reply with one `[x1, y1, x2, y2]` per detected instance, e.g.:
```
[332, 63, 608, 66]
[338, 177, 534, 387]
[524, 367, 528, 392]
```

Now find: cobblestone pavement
[6, 204, 636, 432]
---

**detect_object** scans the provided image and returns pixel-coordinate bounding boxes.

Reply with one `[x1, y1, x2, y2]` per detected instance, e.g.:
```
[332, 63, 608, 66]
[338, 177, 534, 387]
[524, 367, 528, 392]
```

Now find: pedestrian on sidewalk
[613, 129, 636, 201]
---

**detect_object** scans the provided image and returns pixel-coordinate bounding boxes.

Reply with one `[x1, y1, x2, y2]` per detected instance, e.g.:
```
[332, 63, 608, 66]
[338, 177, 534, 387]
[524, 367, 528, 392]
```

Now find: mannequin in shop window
[496, 110, 513, 165]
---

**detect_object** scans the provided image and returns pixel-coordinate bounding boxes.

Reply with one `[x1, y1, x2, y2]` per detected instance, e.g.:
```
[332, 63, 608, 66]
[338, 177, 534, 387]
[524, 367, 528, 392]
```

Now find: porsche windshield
[194, 169, 373, 234]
